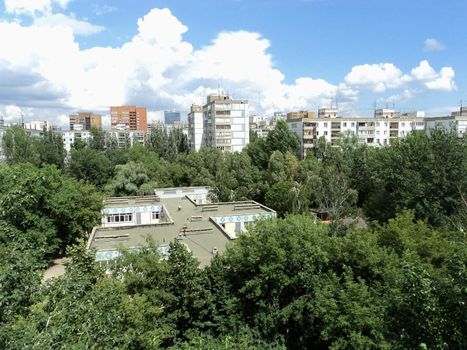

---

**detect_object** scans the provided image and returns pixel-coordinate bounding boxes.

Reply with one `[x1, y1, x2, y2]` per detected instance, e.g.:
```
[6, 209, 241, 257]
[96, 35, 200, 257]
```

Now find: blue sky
[0, 0, 466, 126]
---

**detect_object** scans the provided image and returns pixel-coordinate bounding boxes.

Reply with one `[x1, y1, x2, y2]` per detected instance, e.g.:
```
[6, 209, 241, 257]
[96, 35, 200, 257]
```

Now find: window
[324, 131, 328, 136]
[106, 213, 133, 223]
[152, 211, 160, 220]
[343, 122, 347, 127]
[323, 122, 328, 127]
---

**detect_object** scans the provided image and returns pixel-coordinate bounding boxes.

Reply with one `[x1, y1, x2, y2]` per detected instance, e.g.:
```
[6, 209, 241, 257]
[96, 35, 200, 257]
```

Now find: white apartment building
[61, 130, 145, 153]
[188, 104, 204, 151]
[425, 107, 467, 138]
[249, 115, 277, 138]
[23, 120, 52, 131]
[287, 108, 428, 159]
[201, 94, 249, 152]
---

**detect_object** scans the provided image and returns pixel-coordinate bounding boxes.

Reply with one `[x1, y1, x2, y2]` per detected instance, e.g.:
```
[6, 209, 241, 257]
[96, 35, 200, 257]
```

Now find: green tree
[106, 161, 157, 196]
[2, 125, 38, 165]
[67, 146, 113, 187]
[265, 120, 300, 157]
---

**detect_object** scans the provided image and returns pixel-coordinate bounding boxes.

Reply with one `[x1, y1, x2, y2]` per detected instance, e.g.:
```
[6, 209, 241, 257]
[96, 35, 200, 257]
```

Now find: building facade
[201, 94, 249, 152]
[110, 106, 147, 132]
[61, 130, 145, 153]
[69, 112, 102, 131]
[425, 107, 467, 138]
[287, 108, 427, 159]
[87, 187, 276, 265]
[188, 104, 203, 151]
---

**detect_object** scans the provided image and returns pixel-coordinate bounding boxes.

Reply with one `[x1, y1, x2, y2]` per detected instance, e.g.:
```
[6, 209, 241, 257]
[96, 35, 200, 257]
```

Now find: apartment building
[110, 105, 147, 132]
[188, 104, 203, 151]
[69, 112, 102, 131]
[61, 130, 145, 153]
[201, 94, 249, 152]
[287, 108, 427, 159]
[425, 107, 467, 138]
[249, 115, 278, 138]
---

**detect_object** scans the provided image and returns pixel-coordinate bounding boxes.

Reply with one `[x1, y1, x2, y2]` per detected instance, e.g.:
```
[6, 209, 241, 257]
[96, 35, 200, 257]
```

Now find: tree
[35, 129, 66, 169]
[67, 146, 113, 187]
[106, 161, 157, 196]
[265, 120, 300, 157]
[0, 164, 102, 254]
[2, 126, 38, 165]
[89, 126, 106, 150]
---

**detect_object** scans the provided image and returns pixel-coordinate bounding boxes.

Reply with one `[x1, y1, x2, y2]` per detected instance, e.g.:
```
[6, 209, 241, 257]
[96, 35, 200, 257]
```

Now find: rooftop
[88, 191, 275, 266]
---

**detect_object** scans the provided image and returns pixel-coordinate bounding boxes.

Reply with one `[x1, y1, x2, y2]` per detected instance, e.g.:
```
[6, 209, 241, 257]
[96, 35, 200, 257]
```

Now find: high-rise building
[110, 105, 147, 132]
[201, 93, 249, 152]
[188, 105, 203, 151]
[164, 110, 181, 125]
[69, 112, 102, 131]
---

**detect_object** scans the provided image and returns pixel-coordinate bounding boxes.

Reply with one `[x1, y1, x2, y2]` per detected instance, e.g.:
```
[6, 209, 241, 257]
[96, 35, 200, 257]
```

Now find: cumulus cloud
[4, 0, 71, 15]
[423, 38, 445, 52]
[0, 7, 458, 127]
[345, 60, 456, 93]
[34, 13, 105, 36]
[344, 63, 412, 92]
[411, 60, 456, 91]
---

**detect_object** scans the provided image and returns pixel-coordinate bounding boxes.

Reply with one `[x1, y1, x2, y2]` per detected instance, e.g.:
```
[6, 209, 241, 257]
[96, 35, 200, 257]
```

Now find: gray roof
[88, 195, 275, 266]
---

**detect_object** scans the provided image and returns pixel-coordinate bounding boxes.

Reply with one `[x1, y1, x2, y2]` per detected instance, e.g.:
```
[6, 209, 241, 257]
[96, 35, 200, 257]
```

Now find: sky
[0, 0, 466, 128]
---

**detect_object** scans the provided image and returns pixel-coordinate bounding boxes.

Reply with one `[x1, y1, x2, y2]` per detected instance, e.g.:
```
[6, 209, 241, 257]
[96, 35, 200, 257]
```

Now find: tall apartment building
[188, 105, 203, 151]
[110, 106, 147, 132]
[69, 112, 102, 131]
[164, 110, 181, 125]
[201, 94, 249, 152]
[287, 108, 427, 159]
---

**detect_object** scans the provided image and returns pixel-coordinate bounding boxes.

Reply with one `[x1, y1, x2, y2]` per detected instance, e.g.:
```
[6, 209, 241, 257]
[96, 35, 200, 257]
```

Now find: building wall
[110, 106, 147, 132]
[188, 105, 203, 151]
[287, 115, 429, 158]
[61, 130, 145, 153]
[202, 94, 249, 152]
[69, 113, 102, 130]
[101, 204, 163, 227]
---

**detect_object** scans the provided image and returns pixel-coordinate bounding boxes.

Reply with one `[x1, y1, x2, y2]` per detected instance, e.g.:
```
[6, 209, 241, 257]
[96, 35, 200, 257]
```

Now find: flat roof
[88, 196, 275, 266]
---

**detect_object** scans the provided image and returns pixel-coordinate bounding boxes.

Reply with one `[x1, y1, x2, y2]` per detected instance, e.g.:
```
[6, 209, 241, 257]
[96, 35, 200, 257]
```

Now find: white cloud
[411, 60, 438, 80]
[94, 4, 117, 16]
[423, 38, 445, 52]
[4, 0, 71, 15]
[425, 67, 456, 91]
[411, 60, 456, 91]
[382, 89, 417, 104]
[33, 13, 105, 36]
[345, 63, 412, 92]
[0, 7, 458, 127]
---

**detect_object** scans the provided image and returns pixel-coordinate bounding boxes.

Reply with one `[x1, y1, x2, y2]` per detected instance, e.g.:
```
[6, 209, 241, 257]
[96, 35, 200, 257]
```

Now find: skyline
[1, 0, 466, 128]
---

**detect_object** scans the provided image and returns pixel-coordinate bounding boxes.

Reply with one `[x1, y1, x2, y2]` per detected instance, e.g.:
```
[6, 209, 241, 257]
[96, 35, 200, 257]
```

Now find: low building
[87, 187, 276, 265]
